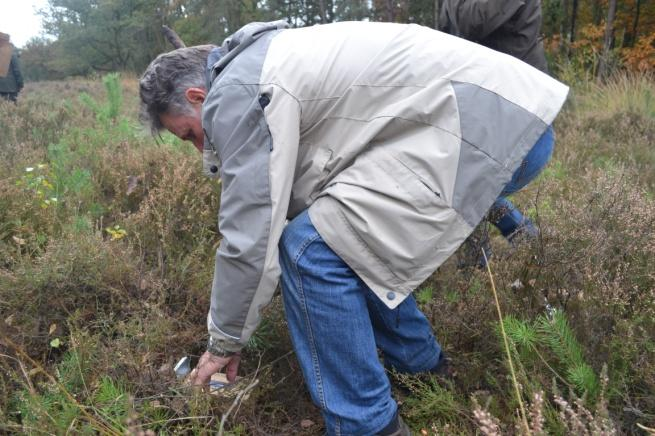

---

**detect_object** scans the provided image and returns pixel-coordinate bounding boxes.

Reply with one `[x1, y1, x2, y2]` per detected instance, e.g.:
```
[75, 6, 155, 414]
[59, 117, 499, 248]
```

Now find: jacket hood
[208, 20, 288, 85]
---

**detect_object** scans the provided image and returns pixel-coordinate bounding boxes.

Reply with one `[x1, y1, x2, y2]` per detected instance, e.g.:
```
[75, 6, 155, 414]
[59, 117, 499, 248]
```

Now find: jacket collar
[207, 20, 288, 86]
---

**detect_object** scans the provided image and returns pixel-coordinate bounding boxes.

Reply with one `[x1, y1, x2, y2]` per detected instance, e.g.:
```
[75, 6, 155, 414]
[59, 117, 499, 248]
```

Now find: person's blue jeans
[490, 125, 555, 239]
[277, 127, 554, 434]
[279, 210, 442, 435]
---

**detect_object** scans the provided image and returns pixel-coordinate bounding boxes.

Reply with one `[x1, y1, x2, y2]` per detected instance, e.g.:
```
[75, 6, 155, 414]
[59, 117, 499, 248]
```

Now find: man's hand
[189, 351, 241, 386]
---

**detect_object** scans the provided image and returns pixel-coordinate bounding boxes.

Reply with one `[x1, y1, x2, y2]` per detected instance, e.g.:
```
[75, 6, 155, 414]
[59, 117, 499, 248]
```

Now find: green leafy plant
[94, 376, 129, 429]
[79, 73, 123, 124]
[415, 285, 434, 305]
[501, 311, 600, 402]
[537, 311, 599, 398]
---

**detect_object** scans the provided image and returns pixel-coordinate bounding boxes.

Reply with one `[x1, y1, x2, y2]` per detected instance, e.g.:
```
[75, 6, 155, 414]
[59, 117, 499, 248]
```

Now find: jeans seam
[369, 297, 412, 368]
[292, 232, 328, 411]
[370, 295, 440, 373]
[409, 339, 441, 372]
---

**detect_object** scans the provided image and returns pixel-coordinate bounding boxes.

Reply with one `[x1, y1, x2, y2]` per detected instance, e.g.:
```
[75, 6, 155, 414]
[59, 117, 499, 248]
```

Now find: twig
[69, 330, 92, 405]
[218, 378, 260, 436]
[133, 415, 214, 428]
[482, 248, 531, 435]
[637, 423, 655, 434]
[0, 423, 45, 434]
[162, 25, 186, 49]
[0, 352, 35, 394]
[531, 345, 573, 389]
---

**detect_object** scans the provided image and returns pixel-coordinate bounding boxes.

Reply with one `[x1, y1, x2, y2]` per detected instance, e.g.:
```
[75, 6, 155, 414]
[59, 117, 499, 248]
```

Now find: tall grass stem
[482, 248, 530, 435]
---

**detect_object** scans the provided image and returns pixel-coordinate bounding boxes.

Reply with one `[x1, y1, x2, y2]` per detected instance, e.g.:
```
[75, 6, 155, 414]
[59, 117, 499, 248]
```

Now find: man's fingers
[225, 355, 241, 382]
[197, 351, 212, 367]
[187, 368, 199, 385]
[185, 352, 241, 387]
[194, 360, 223, 386]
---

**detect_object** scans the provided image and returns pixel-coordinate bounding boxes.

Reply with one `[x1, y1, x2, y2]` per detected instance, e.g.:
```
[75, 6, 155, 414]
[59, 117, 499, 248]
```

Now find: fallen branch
[162, 25, 186, 49]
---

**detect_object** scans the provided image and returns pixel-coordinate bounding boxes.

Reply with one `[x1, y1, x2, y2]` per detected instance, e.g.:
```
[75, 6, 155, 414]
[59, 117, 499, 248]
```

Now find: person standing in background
[439, 0, 552, 265]
[0, 32, 24, 103]
[439, 0, 549, 73]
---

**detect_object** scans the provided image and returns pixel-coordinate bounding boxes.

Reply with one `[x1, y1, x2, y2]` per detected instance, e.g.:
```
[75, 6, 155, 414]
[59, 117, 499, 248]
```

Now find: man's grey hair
[139, 45, 216, 133]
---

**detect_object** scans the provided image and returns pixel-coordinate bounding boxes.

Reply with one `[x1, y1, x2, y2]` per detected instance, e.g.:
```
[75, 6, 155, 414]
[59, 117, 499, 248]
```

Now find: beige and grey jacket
[201, 21, 569, 353]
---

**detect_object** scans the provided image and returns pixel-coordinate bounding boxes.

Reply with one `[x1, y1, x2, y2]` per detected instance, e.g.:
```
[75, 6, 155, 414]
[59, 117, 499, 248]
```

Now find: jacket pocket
[369, 149, 445, 212]
[388, 153, 444, 204]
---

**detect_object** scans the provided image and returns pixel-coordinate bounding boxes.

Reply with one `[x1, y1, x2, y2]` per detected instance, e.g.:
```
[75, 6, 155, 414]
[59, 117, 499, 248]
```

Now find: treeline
[18, 0, 655, 81]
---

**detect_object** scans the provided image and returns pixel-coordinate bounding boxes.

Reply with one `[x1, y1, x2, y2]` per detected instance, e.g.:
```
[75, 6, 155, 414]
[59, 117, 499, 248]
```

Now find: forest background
[17, 0, 655, 81]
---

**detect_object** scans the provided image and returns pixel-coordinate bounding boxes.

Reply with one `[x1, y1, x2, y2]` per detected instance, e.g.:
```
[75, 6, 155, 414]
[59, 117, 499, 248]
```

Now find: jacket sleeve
[204, 83, 300, 353]
[11, 52, 23, 91]
[439, 0, 525, 41]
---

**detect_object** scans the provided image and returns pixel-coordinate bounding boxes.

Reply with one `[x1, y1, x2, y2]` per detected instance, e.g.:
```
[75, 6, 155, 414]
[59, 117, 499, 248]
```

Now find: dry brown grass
[0, 73, 654, 434]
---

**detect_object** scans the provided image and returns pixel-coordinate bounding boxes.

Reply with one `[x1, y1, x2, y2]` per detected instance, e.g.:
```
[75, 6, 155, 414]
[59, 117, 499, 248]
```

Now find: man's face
[159, 87, 207, 153]
[160, 107, 204, 152]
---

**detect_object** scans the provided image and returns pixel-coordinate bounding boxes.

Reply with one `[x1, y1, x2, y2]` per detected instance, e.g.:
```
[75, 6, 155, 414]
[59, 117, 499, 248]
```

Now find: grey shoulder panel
[202, 28, 281, 178]
[451, 81, 547, 227]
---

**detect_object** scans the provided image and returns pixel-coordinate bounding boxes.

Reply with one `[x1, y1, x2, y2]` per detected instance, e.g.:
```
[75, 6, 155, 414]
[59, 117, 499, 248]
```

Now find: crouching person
[139, 21, 568, 435]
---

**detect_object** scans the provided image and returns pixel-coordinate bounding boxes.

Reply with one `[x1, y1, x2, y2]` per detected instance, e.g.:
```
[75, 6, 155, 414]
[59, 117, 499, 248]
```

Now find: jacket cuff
[207, 312, 244, 354]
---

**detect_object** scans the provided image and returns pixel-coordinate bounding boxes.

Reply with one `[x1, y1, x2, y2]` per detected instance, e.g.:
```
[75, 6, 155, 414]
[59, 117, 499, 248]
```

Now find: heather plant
[1, 73, 654, 433]
[472, 383, 617, 436]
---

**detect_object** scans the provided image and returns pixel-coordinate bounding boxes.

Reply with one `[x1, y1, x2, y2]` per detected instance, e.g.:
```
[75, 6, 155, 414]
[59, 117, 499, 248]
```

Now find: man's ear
[185, 87, 207, 105]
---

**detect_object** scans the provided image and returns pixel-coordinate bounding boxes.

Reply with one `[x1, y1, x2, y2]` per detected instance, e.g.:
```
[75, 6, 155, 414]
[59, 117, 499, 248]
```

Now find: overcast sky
[0, 0, 49, 48]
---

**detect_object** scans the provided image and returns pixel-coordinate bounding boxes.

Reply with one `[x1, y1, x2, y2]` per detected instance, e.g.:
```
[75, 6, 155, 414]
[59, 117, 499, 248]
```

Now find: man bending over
[139, 21, 568, 435]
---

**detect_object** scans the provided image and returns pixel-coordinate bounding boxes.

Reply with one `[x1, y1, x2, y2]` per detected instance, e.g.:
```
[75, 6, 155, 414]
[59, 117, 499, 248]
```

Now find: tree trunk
[592, 0, 603, 25]
[598, 0, 618, 81]
[386, 0, 394, 22]
[434, 0, 439, 29]
[569, 0, 579, 42]
[560, 0, 570, 55]
[561, 0, 569, 37]
[628, 0, 642, 47]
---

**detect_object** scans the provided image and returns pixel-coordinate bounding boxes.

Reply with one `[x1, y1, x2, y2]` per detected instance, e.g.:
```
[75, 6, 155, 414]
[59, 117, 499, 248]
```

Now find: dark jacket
[0, 47, 24, 94]
[439, 0, 548, 73]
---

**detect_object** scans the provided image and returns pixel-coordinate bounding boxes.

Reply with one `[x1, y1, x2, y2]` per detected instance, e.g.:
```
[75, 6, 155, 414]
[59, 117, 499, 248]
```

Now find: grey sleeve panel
[206, 87, 301, 351]
[441, 0, 525, 40]
[451, 81, 547, 227]
[209, 83, 273, 342]
[203, 29, 295, 350]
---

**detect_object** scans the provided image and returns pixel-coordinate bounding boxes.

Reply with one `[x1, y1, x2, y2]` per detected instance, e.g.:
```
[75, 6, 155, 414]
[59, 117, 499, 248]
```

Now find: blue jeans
[490, 126, 555, 239]
[279, 211, 441, 435]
